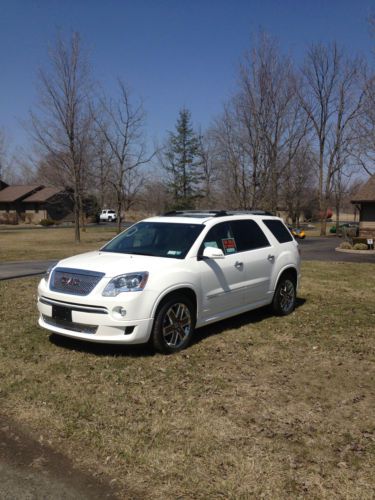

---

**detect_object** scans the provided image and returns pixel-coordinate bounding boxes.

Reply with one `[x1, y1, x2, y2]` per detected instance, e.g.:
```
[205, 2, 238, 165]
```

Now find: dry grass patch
[0, 227, 117, 261]
[0, 261, 374, 499]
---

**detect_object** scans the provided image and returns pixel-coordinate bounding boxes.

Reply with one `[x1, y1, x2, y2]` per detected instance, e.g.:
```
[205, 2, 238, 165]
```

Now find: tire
[151, 294, 196, 354]
[272, 275, 296, 316]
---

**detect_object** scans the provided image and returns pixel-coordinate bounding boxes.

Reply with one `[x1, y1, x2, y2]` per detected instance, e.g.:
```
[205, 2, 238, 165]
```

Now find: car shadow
[49, 297, 306, 357]
[191, 297, 306, 347]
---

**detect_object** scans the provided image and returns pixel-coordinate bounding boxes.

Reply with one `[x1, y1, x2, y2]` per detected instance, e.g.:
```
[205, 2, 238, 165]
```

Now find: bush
[353, 243, 369, 251]
[39, 218, 55, 227]
[339, 241, 352, 249]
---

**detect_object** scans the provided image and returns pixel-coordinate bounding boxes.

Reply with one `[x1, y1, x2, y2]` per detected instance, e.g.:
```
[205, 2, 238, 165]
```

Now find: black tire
[151, 294, 196, 354]
[272, 275, 296, 316]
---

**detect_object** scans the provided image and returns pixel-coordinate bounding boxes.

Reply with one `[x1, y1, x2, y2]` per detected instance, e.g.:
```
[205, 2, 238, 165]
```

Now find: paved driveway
[299, 237, 375, 263]
[0, 260, 57, 280]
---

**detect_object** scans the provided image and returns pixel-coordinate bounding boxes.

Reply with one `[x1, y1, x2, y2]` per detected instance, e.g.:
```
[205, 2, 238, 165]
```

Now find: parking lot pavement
[0, 260, 57, 280]
[299, 237, 375, 263]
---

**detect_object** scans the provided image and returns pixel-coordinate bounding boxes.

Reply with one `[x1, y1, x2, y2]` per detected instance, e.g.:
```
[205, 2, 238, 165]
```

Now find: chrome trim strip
[40, 296, 108, 314]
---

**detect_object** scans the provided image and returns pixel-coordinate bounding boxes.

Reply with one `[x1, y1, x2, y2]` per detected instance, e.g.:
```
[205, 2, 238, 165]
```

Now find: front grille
[50, 267, 105, 296]
[43, 315, 98, 334]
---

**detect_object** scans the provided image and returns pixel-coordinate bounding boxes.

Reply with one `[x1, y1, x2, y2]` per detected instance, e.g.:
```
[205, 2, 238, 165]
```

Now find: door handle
[267, 254, 275, 262]
[234, 261, 243, 269]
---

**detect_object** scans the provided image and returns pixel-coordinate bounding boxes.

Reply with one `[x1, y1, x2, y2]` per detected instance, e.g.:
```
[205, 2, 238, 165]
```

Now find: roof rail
[162, 209, 274, 217]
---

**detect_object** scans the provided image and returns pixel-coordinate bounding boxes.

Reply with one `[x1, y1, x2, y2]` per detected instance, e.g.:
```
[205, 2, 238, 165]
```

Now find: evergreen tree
[164, 109, 202, 209]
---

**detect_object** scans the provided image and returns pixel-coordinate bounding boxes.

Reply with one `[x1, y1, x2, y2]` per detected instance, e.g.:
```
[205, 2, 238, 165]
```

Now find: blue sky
[1, 0, 374, 156]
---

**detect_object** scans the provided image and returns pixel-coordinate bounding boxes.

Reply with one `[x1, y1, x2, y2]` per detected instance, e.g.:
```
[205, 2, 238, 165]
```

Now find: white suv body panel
[37, 213, 300, 344]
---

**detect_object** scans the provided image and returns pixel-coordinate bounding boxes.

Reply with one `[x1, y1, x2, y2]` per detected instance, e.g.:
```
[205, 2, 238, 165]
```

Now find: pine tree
[164, 109, 202, 209]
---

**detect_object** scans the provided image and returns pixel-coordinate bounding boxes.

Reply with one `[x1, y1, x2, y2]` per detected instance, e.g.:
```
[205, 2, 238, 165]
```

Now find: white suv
[99, 209, 117, 222]
[37, 211, 300, 353]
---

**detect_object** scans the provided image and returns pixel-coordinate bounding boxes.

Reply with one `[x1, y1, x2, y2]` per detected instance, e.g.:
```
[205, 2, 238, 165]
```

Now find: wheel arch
[274, 266, 298, 290]
[152, 287, 198, 319]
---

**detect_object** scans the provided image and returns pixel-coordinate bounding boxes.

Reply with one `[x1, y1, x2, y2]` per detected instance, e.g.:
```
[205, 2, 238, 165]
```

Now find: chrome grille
[50, 267, 105, 296]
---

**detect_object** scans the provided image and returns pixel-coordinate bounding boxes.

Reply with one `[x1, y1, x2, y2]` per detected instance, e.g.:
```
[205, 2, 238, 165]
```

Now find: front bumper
[37, 294, 153, 344]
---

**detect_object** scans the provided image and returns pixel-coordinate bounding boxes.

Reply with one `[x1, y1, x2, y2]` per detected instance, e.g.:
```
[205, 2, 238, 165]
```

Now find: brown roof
[351, 175, 375, 203]
[0, 185, 43, 202]
[23, 187, 62, 203]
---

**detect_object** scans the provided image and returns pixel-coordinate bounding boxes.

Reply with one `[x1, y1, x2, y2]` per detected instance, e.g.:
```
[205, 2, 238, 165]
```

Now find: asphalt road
[0, 259, 57, 281]
[298, 236, 375, 263]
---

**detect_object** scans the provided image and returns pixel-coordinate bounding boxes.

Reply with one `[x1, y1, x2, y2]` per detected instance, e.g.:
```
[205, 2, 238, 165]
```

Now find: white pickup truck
[99, 209, 117, 222]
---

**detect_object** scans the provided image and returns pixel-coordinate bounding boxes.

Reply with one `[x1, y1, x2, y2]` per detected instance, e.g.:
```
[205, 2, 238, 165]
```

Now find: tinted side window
[229, 220, 270, 251]
[263, 219, 293, 243]
[200, 222, 235, 255]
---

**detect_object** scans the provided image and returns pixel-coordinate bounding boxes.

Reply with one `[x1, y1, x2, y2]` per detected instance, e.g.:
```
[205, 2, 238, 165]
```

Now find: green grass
[0, 262, 374, 499]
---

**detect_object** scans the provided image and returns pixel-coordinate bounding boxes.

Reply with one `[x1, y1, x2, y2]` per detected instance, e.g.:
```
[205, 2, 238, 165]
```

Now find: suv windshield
[101, 222, 204, 259]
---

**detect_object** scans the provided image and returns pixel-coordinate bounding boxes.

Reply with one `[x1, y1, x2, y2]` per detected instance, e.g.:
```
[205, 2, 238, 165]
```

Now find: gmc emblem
[61, 276, 80, 286]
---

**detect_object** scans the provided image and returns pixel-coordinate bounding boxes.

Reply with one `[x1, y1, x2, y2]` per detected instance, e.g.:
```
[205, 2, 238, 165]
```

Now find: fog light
[112, 306, 127, 319]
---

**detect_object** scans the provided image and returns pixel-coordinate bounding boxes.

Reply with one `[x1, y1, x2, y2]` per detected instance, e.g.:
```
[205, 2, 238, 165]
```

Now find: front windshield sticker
[167, 250, 182, 256]
[222, 238, 237, 254]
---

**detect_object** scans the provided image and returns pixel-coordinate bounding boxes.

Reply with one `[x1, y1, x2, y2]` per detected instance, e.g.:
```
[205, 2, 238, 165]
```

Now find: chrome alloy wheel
[278, 279, 295, 313]
[162, 302, 192, 348]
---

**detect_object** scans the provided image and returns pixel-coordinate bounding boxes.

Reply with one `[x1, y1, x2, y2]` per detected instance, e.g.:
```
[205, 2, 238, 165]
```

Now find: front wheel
[151, 295, 196, 354]
[272, 276, 296, 316]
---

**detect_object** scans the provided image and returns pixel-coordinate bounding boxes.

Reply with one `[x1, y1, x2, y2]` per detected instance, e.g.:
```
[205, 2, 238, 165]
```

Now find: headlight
[102, 272, 149, 297]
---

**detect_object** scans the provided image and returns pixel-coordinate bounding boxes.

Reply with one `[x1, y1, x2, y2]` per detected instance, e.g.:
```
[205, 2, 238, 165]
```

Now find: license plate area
[52, 305, 72, 322]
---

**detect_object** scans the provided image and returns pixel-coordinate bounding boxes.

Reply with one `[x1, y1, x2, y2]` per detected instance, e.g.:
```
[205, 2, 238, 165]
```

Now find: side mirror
[203, 246, 225, 259]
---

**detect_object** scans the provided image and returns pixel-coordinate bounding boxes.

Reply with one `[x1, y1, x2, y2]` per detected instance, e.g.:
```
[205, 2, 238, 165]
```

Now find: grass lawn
[0, 226, 118, 262]
[0, 261, 374, 498]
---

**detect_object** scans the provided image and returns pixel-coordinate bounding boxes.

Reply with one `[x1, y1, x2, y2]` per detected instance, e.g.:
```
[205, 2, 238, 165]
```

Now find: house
[0, 182, 72, 224]
[351, 174, 375, 239]
[22, 187, 73, 223]
[0, 185, 44, 223]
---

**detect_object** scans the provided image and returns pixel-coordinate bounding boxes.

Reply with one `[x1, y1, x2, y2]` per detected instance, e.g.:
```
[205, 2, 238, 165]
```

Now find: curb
[335, 248, 375, 255]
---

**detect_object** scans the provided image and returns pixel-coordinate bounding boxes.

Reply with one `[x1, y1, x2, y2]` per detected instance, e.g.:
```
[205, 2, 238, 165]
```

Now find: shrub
[39, 218, 55, 227]
[339, 241, 352, 249]
[353, 243, 368, 251]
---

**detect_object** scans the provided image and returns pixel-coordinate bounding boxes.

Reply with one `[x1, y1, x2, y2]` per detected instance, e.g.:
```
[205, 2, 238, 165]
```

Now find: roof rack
[162, 209, 274, 217]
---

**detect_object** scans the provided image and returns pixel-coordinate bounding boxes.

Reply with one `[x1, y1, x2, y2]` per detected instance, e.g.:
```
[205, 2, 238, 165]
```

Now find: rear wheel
[272, 275, 296, 316]
[151, 294, 195, 354]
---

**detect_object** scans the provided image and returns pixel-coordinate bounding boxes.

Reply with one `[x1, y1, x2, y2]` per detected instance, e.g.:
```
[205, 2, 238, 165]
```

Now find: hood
[55, 251, 176, 278]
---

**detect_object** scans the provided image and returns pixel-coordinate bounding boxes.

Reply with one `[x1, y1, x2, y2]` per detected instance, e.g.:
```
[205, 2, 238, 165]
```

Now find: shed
[351, 174, 375, 238]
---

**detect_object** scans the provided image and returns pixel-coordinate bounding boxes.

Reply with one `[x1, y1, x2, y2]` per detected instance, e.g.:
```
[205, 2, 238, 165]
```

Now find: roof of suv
[148, 210, 277, 225]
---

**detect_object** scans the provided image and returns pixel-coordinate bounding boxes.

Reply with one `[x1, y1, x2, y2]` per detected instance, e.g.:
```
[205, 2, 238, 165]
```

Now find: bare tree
[213, 34, 307, 212]
[299, 43, 364, 234]
[91, 128, 114, 209]
[0, 130, 6, 180]
[352, 73, 375, 177]
[30, 32, 92, 242]
[197, 130, 220, 207]
[282, 142, 315, 224]
[212, 106, 251, 209]
[93, 80, 153, 232]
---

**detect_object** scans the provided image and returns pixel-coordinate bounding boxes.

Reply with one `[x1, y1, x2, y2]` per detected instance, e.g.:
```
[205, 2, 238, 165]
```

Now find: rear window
[263, 219, 293, 243]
